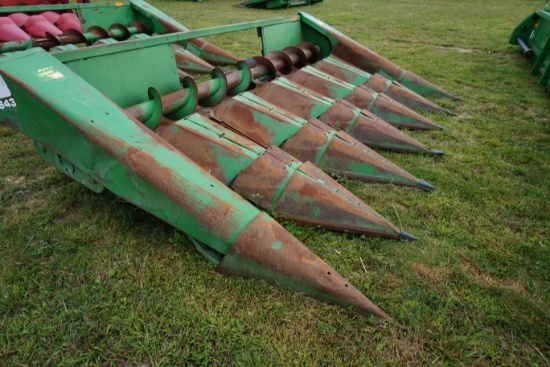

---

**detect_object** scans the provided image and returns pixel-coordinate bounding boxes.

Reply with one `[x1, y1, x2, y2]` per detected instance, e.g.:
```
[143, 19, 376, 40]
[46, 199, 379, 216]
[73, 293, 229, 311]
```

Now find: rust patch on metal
[280, 120, 328, 163]
[313, 59, 355, 83]
[16, 71, 244, 242]
[318, 101, 429, 153]
[363, 73, 389, 92]
[155, 117, 252, 184]
[331, 38, 403, 78]
[252, 82, 321, 120]
[283, 46, 307, 68]
[342, 85, 376, 110]
[296, 161, 379, 215]
[230, 146, 291, 209]
[218, 213, 390, 319]
[334, 129, 421, 181]
[265, 51, 293, 75]
[346, 111, 428, 153]
[212, 99, 274, 148]
[286, 69, 342, 100]
[252, 56, 277, 82]
[275, 161, 399, 238]
[297, 42, 320, 63]
[317, 100, 357, 131]
[119, 145, 242, 240]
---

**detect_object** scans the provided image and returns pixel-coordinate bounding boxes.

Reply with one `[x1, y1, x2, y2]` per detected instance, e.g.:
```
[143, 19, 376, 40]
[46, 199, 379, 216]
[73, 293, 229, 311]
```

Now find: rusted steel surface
[124, 67, 436, 190]
[231, 146, 298, 209]
[211, 93, 433, 189]
[253, 81, 329, 121]
[133, 0, 239, 66]
[155, 116, 259, 185]
[231, 145, 405, 239]
[273, 161, 398, 236]
[155, 113, 410, 239]
[284, 69, 444, 130]
[252, 80, 438, 153]
[318, 100, 433, 154]
[172, 43, 215, 73]
[281, 119, 431, 189]
[313, 57, 455, 115]
[218, 212, 390, 319]
[212, 96, 302, 148]
[323, 25, 460, 100]
[345, 86, 444, 130]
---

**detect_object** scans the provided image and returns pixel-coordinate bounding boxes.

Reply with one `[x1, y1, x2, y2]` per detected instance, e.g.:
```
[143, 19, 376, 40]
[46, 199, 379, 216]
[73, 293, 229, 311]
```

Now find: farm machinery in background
[0, 0, 459, 318]
[237, 0, 323, 9]
[510, 1, 550, 89]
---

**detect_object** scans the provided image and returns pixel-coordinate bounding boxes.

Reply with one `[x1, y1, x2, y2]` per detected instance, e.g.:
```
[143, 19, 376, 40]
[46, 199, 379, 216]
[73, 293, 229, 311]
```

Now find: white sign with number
[0, 76, 16, 109]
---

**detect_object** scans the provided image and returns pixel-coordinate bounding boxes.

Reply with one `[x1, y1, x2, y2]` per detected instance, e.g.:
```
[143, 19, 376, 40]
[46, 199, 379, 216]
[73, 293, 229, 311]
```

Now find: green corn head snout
[0, 0, 460, 317]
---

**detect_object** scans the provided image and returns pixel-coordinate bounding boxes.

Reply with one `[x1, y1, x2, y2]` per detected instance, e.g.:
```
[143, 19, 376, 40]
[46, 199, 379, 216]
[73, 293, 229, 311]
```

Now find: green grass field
[1, 0, 549, 365]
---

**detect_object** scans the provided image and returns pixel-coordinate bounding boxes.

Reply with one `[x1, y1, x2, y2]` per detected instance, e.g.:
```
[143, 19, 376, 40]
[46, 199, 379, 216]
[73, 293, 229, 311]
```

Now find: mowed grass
[1, 0, 549, 365]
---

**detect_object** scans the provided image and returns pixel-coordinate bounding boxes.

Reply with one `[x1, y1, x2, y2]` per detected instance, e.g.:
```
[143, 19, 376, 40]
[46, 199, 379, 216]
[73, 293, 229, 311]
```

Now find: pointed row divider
[250, 79, 439, 154]
[281, 66, 445, 130]
[124, 44, 439, 188]
[125, 69, 436, 192]
[209, 94, 435, 191]
[311, 56, 456, 116]
[297, 15, 460, 100]
[152, 113, 415, 241]
[128, 42, 443, 156]
[127, 41, 409, 131]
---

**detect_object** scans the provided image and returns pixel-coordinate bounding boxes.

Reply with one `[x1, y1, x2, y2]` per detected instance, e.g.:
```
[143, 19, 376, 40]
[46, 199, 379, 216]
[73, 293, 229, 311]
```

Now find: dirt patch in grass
[409, 262, 450, 283]
[460, 260, 528, 297]
[3, 175, 26, 185]
[24, 197, 48, 210]
[436, 46, 477, 53]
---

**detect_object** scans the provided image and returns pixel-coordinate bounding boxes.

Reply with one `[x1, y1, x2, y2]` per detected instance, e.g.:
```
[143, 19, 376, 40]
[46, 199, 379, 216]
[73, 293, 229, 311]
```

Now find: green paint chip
[271, 241, 283, 250]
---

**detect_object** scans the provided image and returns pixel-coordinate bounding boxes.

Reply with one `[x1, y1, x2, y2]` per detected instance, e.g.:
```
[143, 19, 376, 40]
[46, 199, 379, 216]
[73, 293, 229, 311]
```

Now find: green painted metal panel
[261, 21, 303, 55]
[63, 44, 180, 108]
[260, 12, 333, 59]
[50, 16, 295, 62]
[0, 48, 260, 254]
[510, 7, 550, 87]
[241, 0, 323, 9]
[77, 3, 137, 32]
[129, 0, 189, 34]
